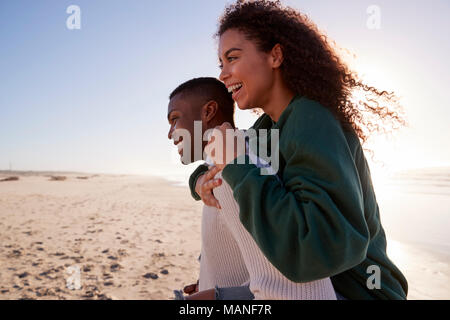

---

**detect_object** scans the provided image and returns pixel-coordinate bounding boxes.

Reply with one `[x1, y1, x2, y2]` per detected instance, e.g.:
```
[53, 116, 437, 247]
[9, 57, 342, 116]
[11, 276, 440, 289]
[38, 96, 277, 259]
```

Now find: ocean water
[375, 167, 450, 256]
[375, 167, 450, 299]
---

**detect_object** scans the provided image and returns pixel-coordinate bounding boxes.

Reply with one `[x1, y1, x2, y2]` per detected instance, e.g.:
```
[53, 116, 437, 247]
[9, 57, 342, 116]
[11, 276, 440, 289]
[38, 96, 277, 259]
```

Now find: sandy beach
[0, 172, 203, 300]
[0, 171, 448, 300]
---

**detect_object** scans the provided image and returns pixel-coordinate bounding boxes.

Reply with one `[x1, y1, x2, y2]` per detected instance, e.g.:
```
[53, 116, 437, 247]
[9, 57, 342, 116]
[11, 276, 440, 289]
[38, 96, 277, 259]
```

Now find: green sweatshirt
[189, 96, 408, 300]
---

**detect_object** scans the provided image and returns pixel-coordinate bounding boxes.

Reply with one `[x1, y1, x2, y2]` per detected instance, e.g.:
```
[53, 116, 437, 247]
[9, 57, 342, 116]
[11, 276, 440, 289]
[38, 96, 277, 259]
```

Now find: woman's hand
[195, 166, 222, 209]
[205, 122, 243, 171]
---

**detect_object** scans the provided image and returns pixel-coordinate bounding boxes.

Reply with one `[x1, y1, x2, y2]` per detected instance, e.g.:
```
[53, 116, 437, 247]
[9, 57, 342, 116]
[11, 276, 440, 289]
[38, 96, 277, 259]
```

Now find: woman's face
[218, 29, 274, 110]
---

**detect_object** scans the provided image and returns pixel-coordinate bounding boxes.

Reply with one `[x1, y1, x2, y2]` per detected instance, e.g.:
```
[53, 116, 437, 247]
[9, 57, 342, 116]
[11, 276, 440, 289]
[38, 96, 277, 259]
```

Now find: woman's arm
[188, 163, 209, 200]
[213, 170, 337, 300]
[221, 100, 370, 283]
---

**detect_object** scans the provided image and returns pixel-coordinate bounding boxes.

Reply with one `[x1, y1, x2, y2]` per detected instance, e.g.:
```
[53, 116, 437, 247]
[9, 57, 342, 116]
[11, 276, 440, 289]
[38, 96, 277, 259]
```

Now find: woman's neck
[261, 78, 295, 122]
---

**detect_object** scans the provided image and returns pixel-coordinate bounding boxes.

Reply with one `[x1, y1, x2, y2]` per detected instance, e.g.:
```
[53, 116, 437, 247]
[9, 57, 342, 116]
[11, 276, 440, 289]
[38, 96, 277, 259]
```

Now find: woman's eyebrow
[224, 47, 242, 57]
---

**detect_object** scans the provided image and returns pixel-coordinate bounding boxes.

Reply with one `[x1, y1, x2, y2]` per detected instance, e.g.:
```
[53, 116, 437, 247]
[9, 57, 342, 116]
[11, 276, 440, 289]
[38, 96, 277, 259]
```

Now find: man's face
[167, 94, 200, 164]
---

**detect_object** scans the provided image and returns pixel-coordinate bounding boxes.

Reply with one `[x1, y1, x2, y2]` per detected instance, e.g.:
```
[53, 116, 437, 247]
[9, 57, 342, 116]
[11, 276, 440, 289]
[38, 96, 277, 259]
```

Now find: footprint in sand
[110, 263, 121, 272]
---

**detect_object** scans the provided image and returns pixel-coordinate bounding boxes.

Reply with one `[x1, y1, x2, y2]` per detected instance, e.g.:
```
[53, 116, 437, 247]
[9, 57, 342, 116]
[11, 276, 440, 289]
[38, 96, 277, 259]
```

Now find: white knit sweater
[198, 203, 250, 291]
[198, 171, 337, 300]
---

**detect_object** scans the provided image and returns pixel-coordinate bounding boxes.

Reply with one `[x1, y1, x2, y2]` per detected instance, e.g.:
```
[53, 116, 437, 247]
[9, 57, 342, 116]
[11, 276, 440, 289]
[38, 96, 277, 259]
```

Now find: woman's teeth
[228, 83, 243, 93]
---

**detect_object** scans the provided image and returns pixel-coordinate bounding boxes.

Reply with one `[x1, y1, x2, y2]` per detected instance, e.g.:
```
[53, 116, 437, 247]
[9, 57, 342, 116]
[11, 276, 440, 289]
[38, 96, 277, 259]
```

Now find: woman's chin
[236, 99, 252, 110]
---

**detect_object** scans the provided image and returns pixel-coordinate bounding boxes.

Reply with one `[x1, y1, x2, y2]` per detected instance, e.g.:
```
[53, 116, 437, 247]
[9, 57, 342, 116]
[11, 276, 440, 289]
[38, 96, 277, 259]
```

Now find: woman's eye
[219, 57, 237, 69]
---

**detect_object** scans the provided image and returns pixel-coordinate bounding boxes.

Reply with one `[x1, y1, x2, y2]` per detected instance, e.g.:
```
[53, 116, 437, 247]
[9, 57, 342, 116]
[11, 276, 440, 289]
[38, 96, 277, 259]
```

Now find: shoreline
[385, 239, 450, 300]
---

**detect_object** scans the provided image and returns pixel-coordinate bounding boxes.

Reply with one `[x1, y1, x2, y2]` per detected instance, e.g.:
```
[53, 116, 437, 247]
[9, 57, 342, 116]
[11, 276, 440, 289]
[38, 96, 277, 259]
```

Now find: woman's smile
[230, 83, 243, 101]
[225, 80, 245, 104]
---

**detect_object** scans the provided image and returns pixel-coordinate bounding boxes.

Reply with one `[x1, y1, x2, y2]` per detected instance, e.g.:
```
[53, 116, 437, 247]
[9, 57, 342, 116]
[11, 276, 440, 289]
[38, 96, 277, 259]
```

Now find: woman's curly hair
[216, 0, 406, 144]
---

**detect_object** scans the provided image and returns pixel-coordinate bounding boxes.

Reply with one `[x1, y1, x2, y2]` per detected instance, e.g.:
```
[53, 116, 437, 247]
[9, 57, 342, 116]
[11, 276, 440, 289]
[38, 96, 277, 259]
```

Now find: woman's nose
[219, 66, 230, 82]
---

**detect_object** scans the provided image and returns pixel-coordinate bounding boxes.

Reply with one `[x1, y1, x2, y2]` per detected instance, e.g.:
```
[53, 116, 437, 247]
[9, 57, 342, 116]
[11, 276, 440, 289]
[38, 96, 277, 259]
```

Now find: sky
[1, 0, 449, 180]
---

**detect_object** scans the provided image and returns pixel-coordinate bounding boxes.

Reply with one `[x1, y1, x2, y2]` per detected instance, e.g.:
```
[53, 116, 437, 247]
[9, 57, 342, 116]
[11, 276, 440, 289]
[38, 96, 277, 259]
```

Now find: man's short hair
[169, 77, 235, 121]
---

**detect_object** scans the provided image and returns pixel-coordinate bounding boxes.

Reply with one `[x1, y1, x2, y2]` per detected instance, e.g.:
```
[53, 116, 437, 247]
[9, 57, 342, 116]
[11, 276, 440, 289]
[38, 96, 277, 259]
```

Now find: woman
[191, 0, 408, 300]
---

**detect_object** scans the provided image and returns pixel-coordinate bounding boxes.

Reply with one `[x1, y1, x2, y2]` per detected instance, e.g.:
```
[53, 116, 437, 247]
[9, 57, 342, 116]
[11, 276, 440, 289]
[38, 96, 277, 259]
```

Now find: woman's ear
[270, 43, 284, 68]
[201, 100, 219, 124]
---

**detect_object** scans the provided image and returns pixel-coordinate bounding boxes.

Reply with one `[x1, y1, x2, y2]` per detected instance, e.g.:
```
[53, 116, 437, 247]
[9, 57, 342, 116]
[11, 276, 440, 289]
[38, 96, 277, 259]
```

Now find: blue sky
[0, 0, 449, 178]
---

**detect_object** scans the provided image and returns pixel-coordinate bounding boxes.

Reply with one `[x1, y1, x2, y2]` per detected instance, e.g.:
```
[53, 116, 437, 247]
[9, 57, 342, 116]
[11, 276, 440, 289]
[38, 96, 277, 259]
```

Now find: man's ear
[201, 100, 219, 124]
[270, 43, 284, 68]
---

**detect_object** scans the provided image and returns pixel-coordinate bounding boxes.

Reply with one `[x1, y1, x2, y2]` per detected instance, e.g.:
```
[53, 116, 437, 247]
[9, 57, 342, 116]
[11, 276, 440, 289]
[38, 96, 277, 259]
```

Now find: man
[167, 77, 253, 300]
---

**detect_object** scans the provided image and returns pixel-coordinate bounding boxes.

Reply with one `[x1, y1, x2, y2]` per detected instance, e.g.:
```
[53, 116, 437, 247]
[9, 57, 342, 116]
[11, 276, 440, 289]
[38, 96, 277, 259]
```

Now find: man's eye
[228, 56, 237, 62]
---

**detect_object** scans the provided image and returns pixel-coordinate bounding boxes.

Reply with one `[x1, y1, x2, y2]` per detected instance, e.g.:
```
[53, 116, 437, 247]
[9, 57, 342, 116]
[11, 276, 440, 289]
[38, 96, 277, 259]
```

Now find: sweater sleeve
[188, 163, 209, 201]
[221, 103, 370, 283]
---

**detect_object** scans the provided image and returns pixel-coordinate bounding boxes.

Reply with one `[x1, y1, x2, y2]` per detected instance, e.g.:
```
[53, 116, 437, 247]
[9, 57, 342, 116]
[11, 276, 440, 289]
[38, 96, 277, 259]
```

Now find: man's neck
[207, 118, 236, 130]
